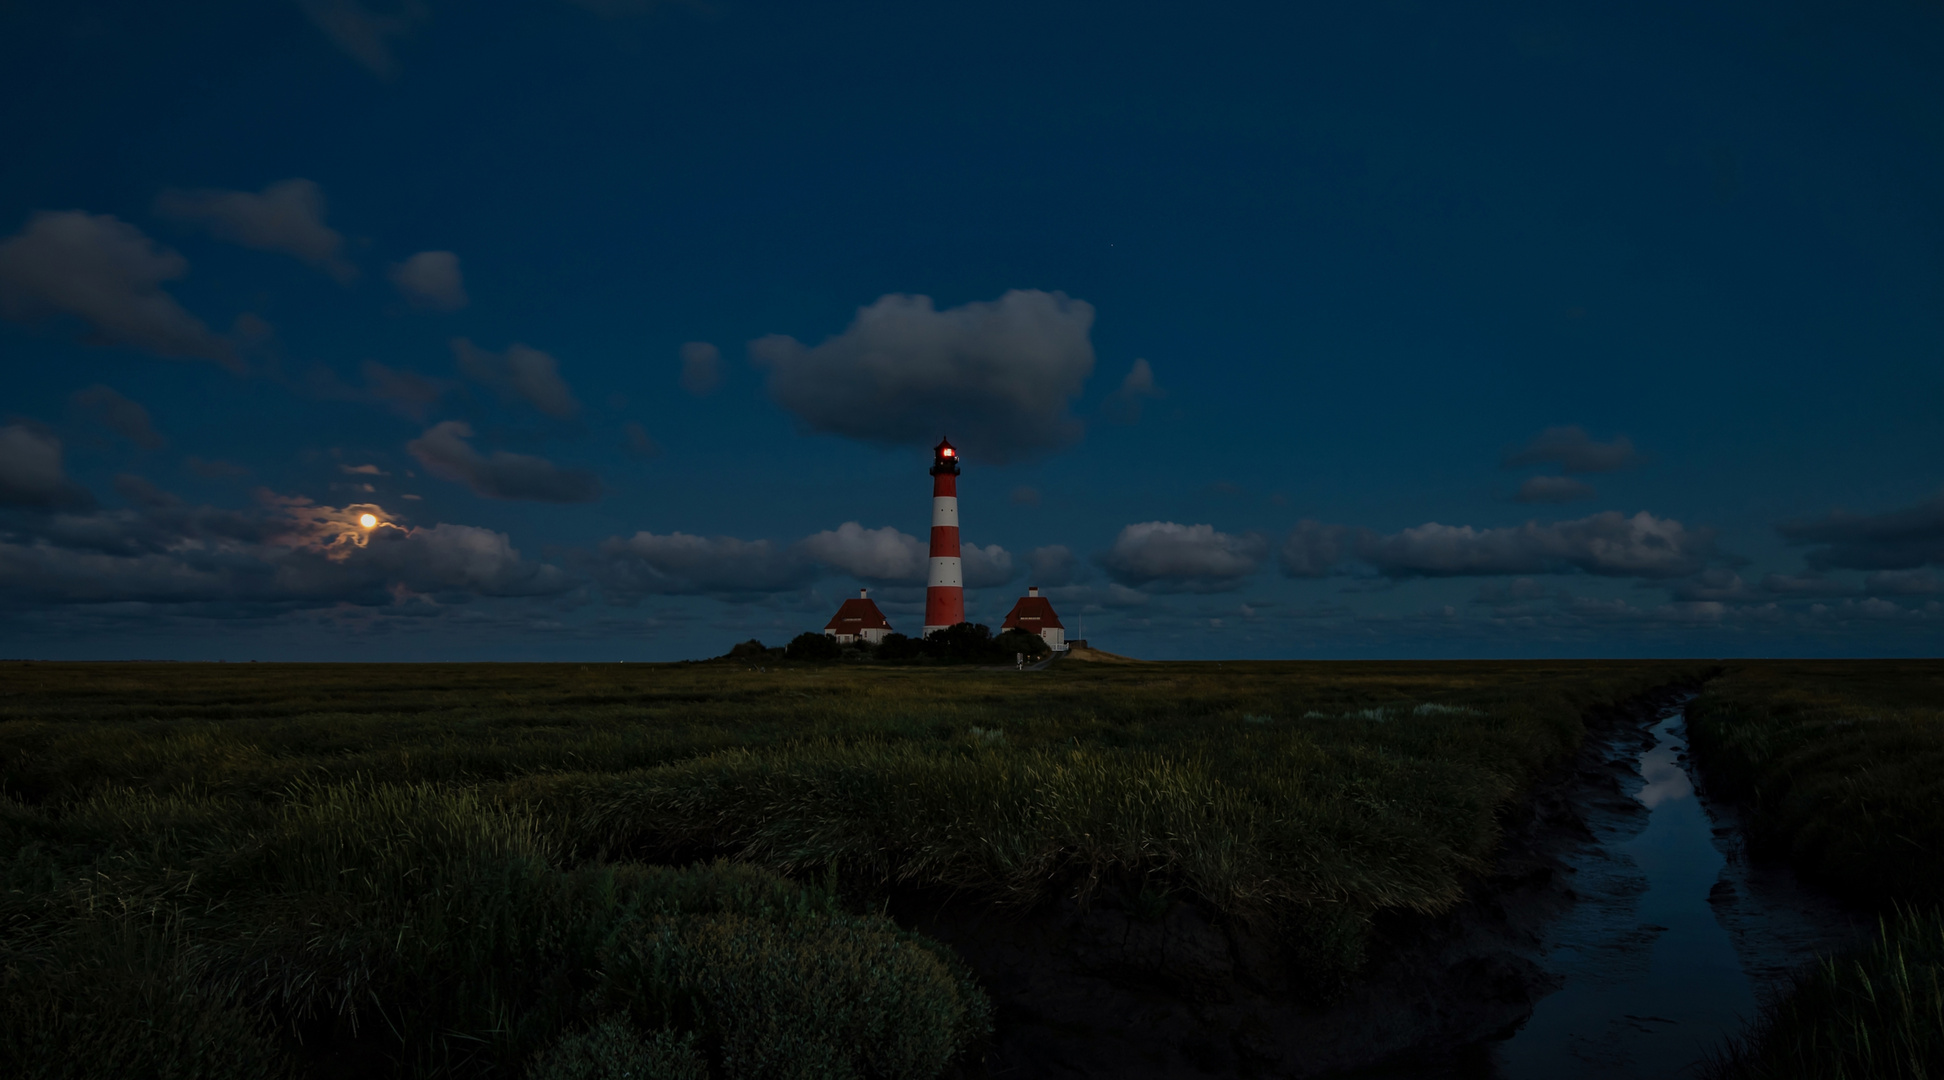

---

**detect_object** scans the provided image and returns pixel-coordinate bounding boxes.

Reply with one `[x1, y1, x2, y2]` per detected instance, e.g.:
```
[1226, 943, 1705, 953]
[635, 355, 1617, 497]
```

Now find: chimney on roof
[860, 587, 869, 598]
[1028, 586, 1039, 597]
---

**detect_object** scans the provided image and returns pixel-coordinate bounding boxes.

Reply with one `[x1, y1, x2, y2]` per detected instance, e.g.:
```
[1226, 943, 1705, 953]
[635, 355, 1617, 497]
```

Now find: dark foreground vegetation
[2, 659, 1701, 1077]
[1690, 661, 1944, 1080]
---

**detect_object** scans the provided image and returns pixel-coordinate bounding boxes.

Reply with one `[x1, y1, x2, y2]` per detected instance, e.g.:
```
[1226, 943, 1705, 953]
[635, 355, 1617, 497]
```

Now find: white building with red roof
[823, 588, 894, 645]
[1000, 586, 1067, 652]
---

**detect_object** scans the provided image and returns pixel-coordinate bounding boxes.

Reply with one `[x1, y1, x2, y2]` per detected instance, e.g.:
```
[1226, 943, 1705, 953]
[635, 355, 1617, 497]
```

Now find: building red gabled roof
[824, 597, 892, 632]
[1001, 595, 1063, 632]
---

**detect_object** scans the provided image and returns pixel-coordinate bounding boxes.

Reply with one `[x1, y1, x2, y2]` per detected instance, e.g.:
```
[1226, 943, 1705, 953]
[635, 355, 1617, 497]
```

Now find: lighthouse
[922, 436, 965, 635]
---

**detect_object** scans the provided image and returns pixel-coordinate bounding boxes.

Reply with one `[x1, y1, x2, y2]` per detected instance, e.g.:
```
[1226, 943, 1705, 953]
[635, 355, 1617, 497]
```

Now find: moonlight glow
[359, 514, 378, 528]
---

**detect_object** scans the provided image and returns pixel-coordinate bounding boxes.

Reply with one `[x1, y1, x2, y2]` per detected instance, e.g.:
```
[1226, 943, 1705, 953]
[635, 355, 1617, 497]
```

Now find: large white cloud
[406, 421, 600, 503]
[155, 179, 356, 282]
[1101, 521, 1268, 592]
[795, 521, 1015, 587]
[0, 211, 235, 366]
[750, 289, 1096, 462]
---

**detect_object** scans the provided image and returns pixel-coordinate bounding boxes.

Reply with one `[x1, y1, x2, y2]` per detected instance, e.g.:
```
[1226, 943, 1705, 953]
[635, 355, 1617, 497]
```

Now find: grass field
[1689, 661, 1944, 1080]
[0, 658, 1704, 1077]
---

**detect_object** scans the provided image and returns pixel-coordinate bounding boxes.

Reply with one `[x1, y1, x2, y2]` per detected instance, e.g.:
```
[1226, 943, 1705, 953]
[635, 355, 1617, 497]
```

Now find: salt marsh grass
[1690, 661, 1944, 1080]
[0, 658, 1702, 1077]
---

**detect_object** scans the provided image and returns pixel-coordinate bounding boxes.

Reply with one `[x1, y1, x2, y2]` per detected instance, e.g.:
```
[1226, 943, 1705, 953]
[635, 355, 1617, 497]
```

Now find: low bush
[784, 632, 842, 662]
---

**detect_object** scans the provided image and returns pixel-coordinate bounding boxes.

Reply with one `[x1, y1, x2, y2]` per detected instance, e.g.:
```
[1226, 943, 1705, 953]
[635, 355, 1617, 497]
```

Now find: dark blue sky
[3, 0, 1941, 660]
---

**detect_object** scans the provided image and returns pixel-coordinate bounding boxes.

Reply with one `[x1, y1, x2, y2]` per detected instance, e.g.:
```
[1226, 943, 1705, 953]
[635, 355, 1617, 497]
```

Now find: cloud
[1778, 491, 1944, 571]
[750, 289, 1096, 462]
[1360, 511, 1713, 579]
[1100, 521, 1269, 592]
[680, 341, 721, 395]
[1278, 520, 1353, 578]
[361, 360, 450, 421]
[388, 250, 468, 310]
[0, 489, 568, 610]
[406, 421, 600, 503]
[1011, 486, 1041, 506]
[1866, 569, 1940, 596]
[0, 211, 235, 366]
[298, 0, 427, 78]
[452, 339, 582, 420]
[155, 179, 355, 282]
[1668, 568, 1753, 602]
[791, 521, 1013, 588]
[340, 464, 387, 476]
[1028, 544, 1079, 586]
[961, 542, 1017, 588]
[623, 422, 661, 458]
[0, 425, 89, 508]
[598, 532, 812, 597]
[1103, 358, 1161, 423]
[1760, 572, 1854, 597]
[1504, 426, 1641, 474]
[71, 384, 165, 449]
[1515, 475, 1595, 504]
[798, 522, 925, 581]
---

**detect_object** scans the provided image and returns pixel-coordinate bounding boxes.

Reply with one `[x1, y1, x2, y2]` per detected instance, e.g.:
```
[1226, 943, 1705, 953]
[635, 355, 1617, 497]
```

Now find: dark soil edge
[895, 681, 1707, 1080]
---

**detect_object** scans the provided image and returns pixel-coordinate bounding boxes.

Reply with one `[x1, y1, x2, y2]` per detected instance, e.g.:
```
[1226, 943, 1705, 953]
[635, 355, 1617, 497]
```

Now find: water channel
[1489, 700, 1862, 1078]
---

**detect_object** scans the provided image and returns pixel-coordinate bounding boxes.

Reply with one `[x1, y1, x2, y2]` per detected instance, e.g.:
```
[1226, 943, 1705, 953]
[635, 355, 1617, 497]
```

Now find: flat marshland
[3, 659, 1706, 1077]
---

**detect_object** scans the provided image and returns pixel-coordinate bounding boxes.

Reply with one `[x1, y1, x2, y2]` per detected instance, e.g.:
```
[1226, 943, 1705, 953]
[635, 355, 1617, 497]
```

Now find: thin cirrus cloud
[1277, 510, 1716, 580]
[749, 289, 1097, 463]
[1099, 521, 1269, 592]
[1102, 358, 1162, 424]
[1515, 475, 1596, 504]
[1504, 425, 1642, 474]
[1777, 490, 1944, 571]
[298, 0, 429, 79]
[406, 421, 600, 504]
[155, 178, 357, 283]
[388, 251, 468, 310]
[679, 341, 722, 395]
[452, 339, 582, 420]
[71, 384, 166, 450]
[0, 211, 237, 368]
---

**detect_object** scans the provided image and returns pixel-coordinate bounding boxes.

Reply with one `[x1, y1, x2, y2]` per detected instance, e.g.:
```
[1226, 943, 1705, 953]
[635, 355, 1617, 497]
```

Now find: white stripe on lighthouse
[928, 556, 962, 588]
[932, 496, 958, 527]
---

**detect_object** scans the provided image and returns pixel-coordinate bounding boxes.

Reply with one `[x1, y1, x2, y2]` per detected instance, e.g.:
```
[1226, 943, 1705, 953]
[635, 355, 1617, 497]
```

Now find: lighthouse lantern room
[922, 436, 965, 636]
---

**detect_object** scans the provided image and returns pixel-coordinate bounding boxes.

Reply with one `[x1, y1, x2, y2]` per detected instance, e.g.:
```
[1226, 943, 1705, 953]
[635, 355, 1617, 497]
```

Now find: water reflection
[1495, 709, 1755, 1078]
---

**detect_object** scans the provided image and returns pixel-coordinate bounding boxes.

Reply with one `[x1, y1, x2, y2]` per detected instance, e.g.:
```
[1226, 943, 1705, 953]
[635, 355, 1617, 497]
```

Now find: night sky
[3, 0, 1942, 660]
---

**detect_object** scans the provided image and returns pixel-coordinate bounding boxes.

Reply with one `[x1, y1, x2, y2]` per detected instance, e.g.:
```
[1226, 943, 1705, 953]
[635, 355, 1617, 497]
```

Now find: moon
[359, 513, 378, 528]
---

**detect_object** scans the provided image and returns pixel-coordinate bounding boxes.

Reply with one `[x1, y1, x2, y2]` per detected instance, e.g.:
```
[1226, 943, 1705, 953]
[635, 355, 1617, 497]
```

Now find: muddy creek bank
[906, 684, 1859, 1079]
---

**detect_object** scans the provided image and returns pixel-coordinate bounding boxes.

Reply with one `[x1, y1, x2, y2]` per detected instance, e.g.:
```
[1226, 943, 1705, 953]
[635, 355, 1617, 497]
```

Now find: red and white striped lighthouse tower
[922, 436, 965, 635]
